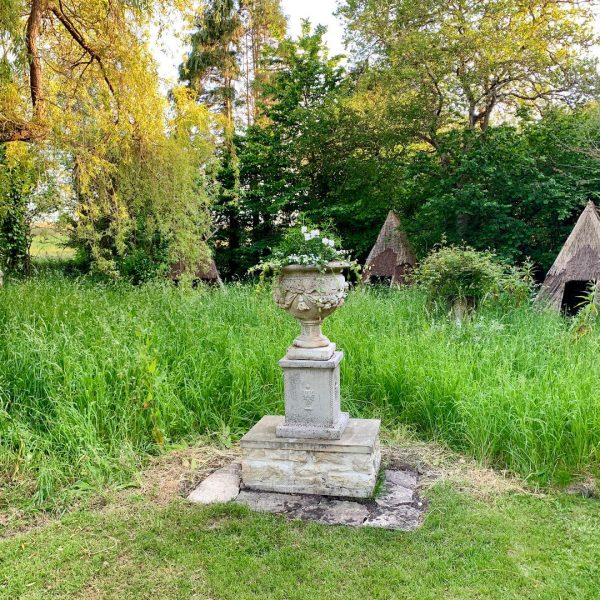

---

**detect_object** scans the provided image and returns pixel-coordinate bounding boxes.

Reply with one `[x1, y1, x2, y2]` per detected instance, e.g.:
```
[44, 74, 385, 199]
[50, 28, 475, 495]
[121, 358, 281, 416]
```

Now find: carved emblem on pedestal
[303, 385, 316, 411]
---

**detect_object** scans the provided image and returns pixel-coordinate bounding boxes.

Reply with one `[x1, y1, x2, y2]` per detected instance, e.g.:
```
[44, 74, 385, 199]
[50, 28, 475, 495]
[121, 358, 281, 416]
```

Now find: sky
[153, 0, 345, 86]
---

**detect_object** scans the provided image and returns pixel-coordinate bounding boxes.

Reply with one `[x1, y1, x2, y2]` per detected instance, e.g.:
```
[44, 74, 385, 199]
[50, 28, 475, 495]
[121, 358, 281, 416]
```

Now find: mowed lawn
[1, 482, 599, 599]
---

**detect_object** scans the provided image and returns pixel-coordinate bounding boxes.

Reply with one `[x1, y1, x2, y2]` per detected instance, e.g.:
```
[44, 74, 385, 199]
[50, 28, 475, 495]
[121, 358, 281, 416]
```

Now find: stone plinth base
[241, 416, 381, 498]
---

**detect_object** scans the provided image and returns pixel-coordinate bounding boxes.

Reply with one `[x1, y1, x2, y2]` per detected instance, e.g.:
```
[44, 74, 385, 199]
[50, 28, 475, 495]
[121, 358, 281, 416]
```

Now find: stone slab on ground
[241, 416, 381, 498]
[187, 463, 241, 505]
[363, 505, 422, 530]
[189, 462, 425, 531]
[375, 469, 415, 508]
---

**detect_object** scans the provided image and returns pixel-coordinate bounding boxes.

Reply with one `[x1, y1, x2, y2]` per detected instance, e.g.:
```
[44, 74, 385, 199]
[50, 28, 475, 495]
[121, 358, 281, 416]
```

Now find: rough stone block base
[240, 416, 381, 498]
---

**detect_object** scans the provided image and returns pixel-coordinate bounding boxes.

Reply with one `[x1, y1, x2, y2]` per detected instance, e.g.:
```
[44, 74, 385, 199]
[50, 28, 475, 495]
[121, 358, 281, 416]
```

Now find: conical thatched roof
[170, 256, 223, 286]
[363, 211, 416, 285]
[539, 201, 600, 311]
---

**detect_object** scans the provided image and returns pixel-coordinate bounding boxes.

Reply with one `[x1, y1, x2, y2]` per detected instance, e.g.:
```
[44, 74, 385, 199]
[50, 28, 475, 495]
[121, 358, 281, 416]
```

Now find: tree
[181, 0, 285, 277]
[0, 0, 178, 144]
[239, 0, 286, 125]
[397, 108, 600, 271]
[0, 142, 58, 274]
[69, 87, 215, 280]
[236, 23, 349, 273]
[339, 0, 599, 152]
[0, 1, 217, 280]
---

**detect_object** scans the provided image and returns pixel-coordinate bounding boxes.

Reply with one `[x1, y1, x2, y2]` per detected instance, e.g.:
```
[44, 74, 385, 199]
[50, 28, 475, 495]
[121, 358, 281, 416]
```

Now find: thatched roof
[539, 201, 600, 310]
[170, 256, 223, 285]
[363, 211, 416, 285]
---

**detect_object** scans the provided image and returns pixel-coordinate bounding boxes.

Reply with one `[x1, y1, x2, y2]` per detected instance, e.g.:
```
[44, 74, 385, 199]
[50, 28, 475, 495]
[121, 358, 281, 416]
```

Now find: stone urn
[273, 262, 348, 357]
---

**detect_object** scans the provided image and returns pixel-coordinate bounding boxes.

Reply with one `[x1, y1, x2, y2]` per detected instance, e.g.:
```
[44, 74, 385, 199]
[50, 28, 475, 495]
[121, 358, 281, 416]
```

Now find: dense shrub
[411, 245, 534, 320]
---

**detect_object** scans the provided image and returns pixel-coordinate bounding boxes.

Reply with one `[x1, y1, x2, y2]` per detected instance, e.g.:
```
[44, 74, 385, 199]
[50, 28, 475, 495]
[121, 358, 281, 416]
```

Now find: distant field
[30, 223, 75, 259]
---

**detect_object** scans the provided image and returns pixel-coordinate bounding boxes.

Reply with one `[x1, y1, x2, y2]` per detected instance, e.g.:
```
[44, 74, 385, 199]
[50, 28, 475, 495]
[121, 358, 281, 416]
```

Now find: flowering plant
[251, 220, 356, 277]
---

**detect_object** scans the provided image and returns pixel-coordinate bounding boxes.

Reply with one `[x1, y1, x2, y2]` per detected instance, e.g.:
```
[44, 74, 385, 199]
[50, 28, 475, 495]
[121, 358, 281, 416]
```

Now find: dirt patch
[380, 434, 532, 500]
[565, 478, 598, 499]
[135, 442, 240, 506]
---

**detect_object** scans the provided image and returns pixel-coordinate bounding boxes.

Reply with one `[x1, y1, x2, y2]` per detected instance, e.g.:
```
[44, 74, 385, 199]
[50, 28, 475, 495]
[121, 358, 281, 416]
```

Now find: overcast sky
[153, 0, 345, 86]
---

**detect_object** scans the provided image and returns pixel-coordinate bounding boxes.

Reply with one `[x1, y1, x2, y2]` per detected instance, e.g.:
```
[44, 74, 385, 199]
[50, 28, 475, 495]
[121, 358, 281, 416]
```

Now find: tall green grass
[0, 276, 598, 507]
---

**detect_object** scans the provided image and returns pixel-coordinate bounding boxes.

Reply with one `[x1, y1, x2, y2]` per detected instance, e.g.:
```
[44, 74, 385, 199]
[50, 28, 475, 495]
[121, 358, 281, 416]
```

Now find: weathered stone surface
[277, 351, 347, 439]
[242, 416, 380, 454]
[364, 506, 422, 531]
[374, 470, 417, 508]
[385, 470, 418, 489]
[190, 460, 424, 531]
[187, 463, 240, 505]
[237, 492, 369, 526]
[236, 490, 306, 513]
[285, 343, 336, 361]
[299, 499, 370, 526]
[241, 417, 381, 498]
[375, 486, 413, 508]
[272, 262, 347, 349]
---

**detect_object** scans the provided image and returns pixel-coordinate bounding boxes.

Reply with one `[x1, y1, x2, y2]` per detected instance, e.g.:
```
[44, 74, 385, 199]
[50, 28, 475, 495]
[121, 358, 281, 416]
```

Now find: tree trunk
[0, 0, 48, 143]
[27, 0, 46, 121]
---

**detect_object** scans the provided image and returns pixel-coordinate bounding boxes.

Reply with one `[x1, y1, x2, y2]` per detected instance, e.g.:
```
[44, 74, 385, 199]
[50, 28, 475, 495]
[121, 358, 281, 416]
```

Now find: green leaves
[412, 245, 506, 307]
[398, 109, 600, 269]
[340, 0, 599, 140]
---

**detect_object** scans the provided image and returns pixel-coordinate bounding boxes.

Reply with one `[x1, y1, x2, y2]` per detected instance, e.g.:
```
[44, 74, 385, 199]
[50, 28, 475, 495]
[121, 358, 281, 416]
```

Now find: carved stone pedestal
[240, 260, 381, 498]
[277, 350, 349, 440]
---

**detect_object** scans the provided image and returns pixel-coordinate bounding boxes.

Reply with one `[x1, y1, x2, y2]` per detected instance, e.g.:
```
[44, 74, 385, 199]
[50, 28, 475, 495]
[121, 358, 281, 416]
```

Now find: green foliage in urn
[252, 220, 357, 278]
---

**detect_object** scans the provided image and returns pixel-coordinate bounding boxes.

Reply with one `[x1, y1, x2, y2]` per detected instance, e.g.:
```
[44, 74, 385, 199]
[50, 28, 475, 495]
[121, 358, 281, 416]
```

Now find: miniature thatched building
[363, 211, 416, 285]
[539, 201, 600, 312]
[170, 256, 223, 286]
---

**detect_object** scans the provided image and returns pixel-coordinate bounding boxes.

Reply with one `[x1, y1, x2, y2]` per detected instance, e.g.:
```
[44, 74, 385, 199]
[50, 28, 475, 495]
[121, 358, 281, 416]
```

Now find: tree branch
[26, 0, 46, 120]
[48, 2, 115, 96]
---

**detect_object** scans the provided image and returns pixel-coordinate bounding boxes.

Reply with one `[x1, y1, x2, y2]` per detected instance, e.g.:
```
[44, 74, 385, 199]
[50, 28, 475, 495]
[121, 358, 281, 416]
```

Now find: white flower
[328, 239, 335, 247]
[322, 237, 330, 245]
[303, 233, 311, 241]
[310, 229, 319, 239]
[301, 226, 308, 233]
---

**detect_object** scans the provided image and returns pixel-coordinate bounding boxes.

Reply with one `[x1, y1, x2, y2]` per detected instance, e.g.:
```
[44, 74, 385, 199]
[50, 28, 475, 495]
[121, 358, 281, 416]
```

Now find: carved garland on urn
[273, 262, 348, 349]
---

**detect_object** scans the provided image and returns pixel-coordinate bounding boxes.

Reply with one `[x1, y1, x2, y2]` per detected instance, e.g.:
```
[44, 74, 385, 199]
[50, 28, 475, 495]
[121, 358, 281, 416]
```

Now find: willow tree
[0, 1, 216, 278]
[2, 1, 149, 142]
